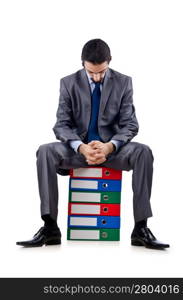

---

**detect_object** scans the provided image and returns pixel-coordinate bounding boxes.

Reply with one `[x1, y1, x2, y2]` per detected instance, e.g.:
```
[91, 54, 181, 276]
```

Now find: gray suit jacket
[53, 68, 139, 147]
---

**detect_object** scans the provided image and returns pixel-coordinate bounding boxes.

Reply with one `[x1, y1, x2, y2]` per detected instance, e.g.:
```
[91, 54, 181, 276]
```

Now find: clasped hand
[79, 140, 114, 165]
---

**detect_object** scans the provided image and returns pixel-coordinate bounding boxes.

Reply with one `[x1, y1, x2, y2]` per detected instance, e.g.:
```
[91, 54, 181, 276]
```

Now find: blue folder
[68, 215, 120, 229]
[69, 178, 122, 192]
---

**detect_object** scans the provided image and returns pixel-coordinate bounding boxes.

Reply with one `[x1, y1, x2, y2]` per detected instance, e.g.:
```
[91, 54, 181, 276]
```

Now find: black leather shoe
[57, 168, 70, 176]
[131, 227, 170, 249]
[16, 226, 61, 247]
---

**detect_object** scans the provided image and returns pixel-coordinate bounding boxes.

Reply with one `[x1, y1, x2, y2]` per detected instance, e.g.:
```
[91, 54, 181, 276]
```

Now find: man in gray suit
[17, 39, 169, 249]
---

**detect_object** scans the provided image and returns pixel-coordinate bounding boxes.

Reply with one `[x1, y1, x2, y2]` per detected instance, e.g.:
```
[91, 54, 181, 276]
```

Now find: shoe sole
[45, 238, 61, 246]
[131, 240, 144, 246]
[131, 239, 169, 249]
[16, 238, 61, 247]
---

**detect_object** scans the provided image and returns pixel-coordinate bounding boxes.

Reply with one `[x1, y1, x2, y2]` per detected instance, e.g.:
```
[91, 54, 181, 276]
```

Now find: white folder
[70, 204, 100, 215]
[70, 229, 100, 240]
[71, 179, 98, 189]
[70, 217, 97, 226]
[73, 168, 102, 178]
[71, 192, 101, 203]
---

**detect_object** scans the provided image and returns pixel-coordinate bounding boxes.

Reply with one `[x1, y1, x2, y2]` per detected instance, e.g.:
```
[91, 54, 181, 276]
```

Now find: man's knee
[36, 142, 75, 161]
[136, 143, 154, 161]
[36, 143, 54, 158]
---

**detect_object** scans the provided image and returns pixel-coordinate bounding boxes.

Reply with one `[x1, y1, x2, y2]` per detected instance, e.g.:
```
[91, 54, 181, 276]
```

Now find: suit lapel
[77, 69, 92, 129]
[98, 68, 113, 119]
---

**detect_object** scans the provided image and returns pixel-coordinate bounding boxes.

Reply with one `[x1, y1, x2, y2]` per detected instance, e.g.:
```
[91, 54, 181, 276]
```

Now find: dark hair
[81, 39, 111, 65]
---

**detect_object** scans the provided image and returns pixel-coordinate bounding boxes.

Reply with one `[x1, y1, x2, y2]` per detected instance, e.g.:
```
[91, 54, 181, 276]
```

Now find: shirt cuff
[110, 140, 124, 152]
[69, 140, 83, 153]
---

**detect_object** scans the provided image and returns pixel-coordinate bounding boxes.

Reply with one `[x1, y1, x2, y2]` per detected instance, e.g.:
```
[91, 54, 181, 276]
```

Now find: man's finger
[93, 149, 103, 154]
[88, 141, 98, 145]
[89, 141, 102, 147]
[86, 156, 100, 162]
[89, 160, 106, 165]
[89, 149, 102, 156]
[87, 157, 106, 165]
[89, 151, 105, 159]
[93, 153, 105, 159]
[86, 157, 104, 163]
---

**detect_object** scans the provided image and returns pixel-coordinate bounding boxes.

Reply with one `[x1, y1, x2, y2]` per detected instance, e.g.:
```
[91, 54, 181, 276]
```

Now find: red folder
[68, 203, 120, 216]
[70, 167, 122, 180]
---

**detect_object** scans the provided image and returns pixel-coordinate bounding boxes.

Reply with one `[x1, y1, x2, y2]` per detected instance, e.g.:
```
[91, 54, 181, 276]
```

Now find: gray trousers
[36, 141, 154, 222]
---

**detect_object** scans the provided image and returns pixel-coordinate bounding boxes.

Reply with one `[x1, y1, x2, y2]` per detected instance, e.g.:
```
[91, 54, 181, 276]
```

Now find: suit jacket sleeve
[53, 79, 82, 143]
[111, 77, 139, 143]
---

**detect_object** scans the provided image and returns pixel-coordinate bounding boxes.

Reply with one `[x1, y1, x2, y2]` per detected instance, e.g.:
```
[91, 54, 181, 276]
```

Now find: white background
[0, 0, 183, 277]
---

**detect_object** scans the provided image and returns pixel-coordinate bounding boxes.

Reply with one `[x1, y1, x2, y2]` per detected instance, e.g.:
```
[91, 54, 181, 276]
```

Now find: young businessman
[17, 39, 169, 249]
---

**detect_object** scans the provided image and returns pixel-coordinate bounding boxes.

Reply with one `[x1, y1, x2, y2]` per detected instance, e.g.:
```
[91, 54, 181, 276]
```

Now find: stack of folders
[67, 167, 122, 241]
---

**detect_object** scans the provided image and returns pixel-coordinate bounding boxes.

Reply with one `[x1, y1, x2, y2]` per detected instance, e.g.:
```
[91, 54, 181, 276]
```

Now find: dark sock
[134, 219, 147, 231]
[41, 214, 58, 229]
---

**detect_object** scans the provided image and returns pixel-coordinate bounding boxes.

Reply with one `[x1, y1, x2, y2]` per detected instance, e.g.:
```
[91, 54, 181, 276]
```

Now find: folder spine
[69, 191, 121, 204]
[68, 216, 120, 228]
[70, 178, 122, 192]
[67, 228, 120, 241]
[70, 167, 122, 180]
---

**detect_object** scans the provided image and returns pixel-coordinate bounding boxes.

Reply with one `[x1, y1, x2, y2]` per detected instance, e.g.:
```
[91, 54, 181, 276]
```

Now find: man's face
[84, 61, 109, 83]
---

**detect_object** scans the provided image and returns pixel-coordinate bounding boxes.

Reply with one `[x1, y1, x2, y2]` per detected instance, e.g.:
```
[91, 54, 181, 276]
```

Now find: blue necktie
[86, 82, 102, 142]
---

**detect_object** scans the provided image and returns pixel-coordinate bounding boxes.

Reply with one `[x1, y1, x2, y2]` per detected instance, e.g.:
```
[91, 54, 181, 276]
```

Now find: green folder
[67, 228, 120, 241]
[69, 191, 121, 204]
